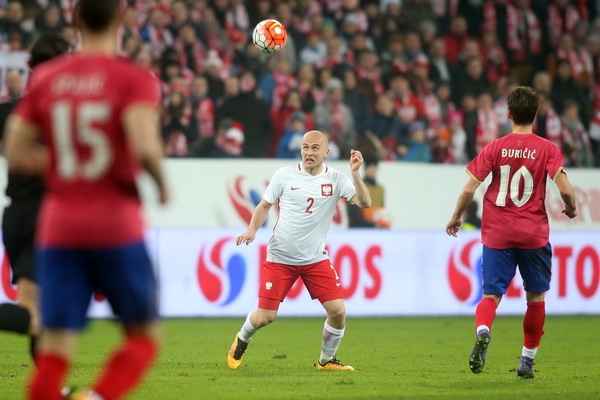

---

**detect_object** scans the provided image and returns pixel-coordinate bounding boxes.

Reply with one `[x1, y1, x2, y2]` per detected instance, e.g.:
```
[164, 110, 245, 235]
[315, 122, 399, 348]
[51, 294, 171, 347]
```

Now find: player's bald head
[302, 130, 329, 147]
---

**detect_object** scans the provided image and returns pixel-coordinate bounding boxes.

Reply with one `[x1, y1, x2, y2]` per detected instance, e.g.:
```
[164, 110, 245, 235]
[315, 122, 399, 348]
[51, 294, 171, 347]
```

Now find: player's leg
[514, 243, 552, 379]
[0, 210, 40, 360]
[469, 246, 517, 374]
[28, 248, 92, 400]
[228, 261, 298, 369]
[83, 243, 159, 400]
[304, 260, 353, 370]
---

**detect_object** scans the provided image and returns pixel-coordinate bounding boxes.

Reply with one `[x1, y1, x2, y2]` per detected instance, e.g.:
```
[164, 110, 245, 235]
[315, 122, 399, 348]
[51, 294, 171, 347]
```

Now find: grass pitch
[1, 316, 599, 399]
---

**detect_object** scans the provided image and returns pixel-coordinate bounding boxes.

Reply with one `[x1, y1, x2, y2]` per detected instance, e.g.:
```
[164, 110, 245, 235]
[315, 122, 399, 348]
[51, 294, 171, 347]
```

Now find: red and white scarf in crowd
[195, 97, 215, 139]
[146, 25, 174, 60]
[483, 2, 541, 58]
[175, 38, 207, 75]
[423, 93, 442, 140]
[393, 92, 424, 124]
[533, 107, 563, 147]
[556, 47, 594, 85]
[271, 72, 298, 112]
[225, 3, 250, 31]
[475, 108, 498, 153]
[135, 0, 171, 26]
[431, 0, 459, 17]
[328, 102, 347, 148]
[589, 85, 600, 140]
[547, 3, 581, 48]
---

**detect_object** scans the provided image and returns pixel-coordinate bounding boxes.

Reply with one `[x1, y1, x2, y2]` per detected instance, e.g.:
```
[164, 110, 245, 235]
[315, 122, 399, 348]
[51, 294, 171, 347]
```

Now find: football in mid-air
[252, 19, 287, 54]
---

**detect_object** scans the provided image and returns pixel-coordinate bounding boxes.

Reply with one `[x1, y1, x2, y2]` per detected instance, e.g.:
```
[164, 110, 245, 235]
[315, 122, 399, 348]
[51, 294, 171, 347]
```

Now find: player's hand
[562, 207, 577, 219]
[349, 149, 364, 172]
[445, 218, 462, 237]
[236, 230, 256, 246]
[158, 187, 170, 205]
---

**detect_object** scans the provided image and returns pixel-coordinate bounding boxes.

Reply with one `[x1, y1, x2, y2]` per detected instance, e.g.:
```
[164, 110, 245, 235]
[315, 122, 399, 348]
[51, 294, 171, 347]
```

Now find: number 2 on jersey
[495, 165, 533, 207]
[51, 101, 113, 180]
[305, 197, 314, 213]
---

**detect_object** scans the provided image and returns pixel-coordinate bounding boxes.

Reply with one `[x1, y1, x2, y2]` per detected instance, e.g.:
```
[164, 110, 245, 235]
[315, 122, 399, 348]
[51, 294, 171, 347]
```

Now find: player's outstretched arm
[446, 177, 480, 237]
[123, 104, 169, 204]
[349, 149, 372, 208]
[554, 171, 577, 219]
[3, 115, 47, 175]
[236, 198, 273, 245]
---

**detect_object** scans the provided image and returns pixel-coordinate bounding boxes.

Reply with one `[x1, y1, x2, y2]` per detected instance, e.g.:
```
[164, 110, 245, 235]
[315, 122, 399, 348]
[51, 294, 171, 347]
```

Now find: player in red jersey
[446, 86, 577, 378]
[4, 1, 168, 399]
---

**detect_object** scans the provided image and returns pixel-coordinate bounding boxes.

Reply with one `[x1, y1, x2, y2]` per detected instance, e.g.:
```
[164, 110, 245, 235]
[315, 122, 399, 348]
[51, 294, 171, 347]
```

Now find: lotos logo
[448, 239, 482, 304]
[197, 237, 246, 306]
[227, 176, 265, 225]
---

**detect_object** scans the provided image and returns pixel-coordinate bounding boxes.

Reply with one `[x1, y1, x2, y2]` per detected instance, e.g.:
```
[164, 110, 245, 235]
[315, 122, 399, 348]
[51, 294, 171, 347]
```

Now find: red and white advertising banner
[2, 229, 597, 317]
[1, 159, 599, 230]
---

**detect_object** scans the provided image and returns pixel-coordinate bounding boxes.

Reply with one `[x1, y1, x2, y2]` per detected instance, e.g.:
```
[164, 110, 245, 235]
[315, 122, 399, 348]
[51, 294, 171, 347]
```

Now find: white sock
[319, 321, 345, 365]
[476, 325, 490, 335]
[239, 312, 258, 343]
[522, 346, 537, 359]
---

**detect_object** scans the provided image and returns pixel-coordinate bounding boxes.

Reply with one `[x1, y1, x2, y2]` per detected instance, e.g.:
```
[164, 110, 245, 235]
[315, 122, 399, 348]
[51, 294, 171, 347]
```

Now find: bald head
[302, 130, 329, 147]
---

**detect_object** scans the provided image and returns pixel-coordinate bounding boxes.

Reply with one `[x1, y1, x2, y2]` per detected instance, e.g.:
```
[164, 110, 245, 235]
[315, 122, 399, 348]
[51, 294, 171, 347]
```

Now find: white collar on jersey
[298, 162, 329, 176]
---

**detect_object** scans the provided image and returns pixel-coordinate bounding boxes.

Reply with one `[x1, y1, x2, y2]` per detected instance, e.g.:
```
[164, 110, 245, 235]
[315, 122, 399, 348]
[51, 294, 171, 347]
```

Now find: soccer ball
[252, 19, 287, 54]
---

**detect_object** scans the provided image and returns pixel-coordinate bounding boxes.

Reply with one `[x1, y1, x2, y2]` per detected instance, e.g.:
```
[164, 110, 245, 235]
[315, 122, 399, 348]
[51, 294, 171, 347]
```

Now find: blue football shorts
[37, 242, 158, 330]
[481, 243, 552, 295]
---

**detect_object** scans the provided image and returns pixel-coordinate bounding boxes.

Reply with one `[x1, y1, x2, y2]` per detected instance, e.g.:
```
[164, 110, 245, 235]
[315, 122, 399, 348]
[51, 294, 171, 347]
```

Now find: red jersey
[14, 54, 161, 248]
[466, 133, 564, 250]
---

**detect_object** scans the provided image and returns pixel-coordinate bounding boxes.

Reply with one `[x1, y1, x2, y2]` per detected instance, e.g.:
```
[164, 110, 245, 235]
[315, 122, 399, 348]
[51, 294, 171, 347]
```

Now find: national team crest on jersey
[321, 184, 333, 197]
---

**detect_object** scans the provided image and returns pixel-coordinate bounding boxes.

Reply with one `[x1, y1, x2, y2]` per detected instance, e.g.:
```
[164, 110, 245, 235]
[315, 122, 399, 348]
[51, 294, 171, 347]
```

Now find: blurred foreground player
[0, 32, 70, 362]
[4, 1, 168, 399]
[446, 87, 577, 378]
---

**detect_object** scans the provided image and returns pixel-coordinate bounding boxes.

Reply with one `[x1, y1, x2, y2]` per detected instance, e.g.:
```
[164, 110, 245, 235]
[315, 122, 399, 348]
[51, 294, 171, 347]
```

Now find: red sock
[93, 337, 157, 400]
[475, 297, 498, 332]
[523, 301, 545, 349]
[28, 353, 69, 400]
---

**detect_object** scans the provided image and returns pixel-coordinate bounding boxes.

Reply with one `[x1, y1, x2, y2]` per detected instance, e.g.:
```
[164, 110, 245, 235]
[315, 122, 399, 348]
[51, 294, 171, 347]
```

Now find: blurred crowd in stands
[1, 0, 600, 167]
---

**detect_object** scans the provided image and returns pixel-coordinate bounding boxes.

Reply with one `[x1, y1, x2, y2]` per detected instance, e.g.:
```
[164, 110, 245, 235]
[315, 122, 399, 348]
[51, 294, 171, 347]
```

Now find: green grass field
[1, 316, 599, 399]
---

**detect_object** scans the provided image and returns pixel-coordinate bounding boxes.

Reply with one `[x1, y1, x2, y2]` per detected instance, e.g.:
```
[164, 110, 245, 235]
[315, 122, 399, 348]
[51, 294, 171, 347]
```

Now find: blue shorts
[481, 243, 552, 295]
[37, 242, 158, 330]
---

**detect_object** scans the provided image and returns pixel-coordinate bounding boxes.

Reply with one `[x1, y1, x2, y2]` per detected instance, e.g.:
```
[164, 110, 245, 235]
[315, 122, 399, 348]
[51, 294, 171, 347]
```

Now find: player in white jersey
[228, 130, 372, 371]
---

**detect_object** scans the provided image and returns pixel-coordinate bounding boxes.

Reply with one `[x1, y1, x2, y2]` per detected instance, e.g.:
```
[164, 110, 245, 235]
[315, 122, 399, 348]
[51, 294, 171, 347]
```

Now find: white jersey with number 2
[263, 162, 356, 266]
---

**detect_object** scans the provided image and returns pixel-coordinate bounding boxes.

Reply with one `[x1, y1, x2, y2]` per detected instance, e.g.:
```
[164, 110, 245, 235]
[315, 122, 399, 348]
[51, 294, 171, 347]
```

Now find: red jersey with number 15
[465, 133, 564, 249]
[14, 54, 161, 248]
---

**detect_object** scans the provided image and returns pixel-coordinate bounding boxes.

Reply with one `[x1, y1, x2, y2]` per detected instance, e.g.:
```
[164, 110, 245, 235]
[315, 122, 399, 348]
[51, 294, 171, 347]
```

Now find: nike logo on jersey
[336, 282, 341, 287]
[291, 187, 301, 190]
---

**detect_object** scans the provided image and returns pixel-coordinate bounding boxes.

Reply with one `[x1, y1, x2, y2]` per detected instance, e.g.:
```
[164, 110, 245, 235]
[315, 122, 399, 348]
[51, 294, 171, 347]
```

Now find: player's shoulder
[273, 163, 300, 177]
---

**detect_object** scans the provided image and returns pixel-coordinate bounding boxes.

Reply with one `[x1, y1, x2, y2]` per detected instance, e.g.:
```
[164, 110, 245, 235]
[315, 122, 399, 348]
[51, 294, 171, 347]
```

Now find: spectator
[203, 51, 226, 104]
[35, 4, 64, 35]
[313, 78, 357, 158]
[380, 33, 410, 83]
[347, 158, 390, 228]
[175, 22, 207, 75]
[453, 56, 489, 105]
[276, 111, 306, 159]
[402, 121, 432, 163]
[509, 0, 543, 85]
[218, 70, 273, 158]
[551, 58, 589, 124]
[432, 0, 461, 36]
[198, 6, 227, 55]
[461, 93, 479, 161]
[427, 38, 455, 83]
[140, 6, 174, 61]
[547, 33, 594, 90]
[162, 91, 194, 157]
[271, 89, 315, 157]
[388, 72, 427, 126]
[481, 0, 512, 51]
[364, 93, 404, 160]
[0, 0, 31, 48]
[0, 68, 22, 101]
[532, 70, 553, 93]
[296, 63, 320, 112]
[401, 0, 436, 34]
[448, 109, 468, 164]
[475, 92, 500, 154]
[493, 77, 520, 136]
[189, 74, 215, 140]
[300, 30, 326, 66]
[547, 0, 581, 50]
[403, 31, 426, 63]
[533, 91, 566, 153]
[434, 80, 457, 127]
[443, 15, 470, 64]
[480, 31, 509, 84]
[257, 56, 297, 111]
[343, 69, 371, 137]
[188, 118, 245, 158]
[561, 100, 595, 167]
[168, 0, 191, 36]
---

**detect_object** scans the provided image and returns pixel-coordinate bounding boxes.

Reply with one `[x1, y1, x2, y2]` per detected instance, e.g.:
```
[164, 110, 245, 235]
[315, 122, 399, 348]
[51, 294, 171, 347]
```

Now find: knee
[252, 311, 276, 328]
[526, 292, 545, 303]
[327, 305, 346, 322]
